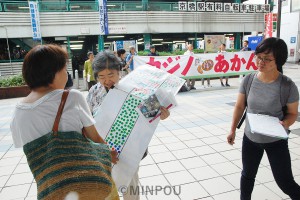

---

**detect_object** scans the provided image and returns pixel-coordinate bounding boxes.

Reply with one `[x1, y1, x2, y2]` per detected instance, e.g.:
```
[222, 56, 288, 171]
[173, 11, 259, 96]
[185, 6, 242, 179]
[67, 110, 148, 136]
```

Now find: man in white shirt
[218, 44, 230, 87]
[184, 44, 196, 90]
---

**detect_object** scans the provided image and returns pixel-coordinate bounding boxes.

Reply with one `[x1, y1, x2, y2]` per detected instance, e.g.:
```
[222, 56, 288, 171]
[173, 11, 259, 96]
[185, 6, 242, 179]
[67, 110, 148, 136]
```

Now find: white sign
[179, 1, 271, 13]
[94, 66, 185, 188]
[108, 25, 127, 34]
[29, 2, 41, 40]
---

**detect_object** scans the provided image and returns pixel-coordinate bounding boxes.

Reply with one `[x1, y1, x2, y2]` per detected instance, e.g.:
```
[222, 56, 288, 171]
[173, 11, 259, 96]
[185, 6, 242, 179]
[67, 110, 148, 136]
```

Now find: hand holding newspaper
[136, 88, 177, 123]
[247, 113, 288, 139]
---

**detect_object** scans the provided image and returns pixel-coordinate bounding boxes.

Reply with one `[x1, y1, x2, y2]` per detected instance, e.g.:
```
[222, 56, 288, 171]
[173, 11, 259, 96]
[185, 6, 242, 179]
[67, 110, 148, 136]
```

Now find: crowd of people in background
[0, 44, 27, 60]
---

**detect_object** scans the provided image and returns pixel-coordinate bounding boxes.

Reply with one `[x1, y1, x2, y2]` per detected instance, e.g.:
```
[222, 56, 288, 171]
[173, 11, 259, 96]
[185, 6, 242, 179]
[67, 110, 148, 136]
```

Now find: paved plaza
[1, 64, 300, 200]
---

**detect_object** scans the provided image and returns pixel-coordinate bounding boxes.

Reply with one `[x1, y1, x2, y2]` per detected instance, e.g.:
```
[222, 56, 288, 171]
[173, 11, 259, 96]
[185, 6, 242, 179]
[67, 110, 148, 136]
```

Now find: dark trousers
[241, 135, 300, 200]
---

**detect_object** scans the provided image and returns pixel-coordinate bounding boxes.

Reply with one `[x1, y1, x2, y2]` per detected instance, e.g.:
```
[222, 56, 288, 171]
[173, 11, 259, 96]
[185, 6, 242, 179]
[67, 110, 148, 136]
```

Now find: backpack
[237, 73, 292, 129]
[65, 72, 73, 88]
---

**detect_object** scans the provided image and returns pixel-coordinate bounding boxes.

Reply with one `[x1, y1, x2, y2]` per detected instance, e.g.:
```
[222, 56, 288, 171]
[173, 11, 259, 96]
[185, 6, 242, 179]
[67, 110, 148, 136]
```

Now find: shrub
[0, 74, 25, 87]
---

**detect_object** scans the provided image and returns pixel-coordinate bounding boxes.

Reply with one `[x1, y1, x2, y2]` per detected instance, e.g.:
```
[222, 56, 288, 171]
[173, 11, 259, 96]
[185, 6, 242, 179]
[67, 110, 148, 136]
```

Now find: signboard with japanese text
[115, 40, 136, 52]
[178, 1, 270, 13]
[98, 0, 108, 35]
[204, 35, 225, 53]
[29, 1, 41, 40]
[108, 25, 127, 34]
[134, 51, 258, 79]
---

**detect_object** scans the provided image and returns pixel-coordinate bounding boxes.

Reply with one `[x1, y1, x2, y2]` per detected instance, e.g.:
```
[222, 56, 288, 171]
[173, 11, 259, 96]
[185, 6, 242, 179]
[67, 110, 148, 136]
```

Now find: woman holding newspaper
[86, 51, 170, 200]
[227, 37, 300, 200]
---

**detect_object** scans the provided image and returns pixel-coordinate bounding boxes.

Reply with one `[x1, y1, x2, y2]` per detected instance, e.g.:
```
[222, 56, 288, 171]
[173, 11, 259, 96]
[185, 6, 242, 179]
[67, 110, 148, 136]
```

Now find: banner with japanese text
[134, 51, 257, 79]
[264, 13, 273, 38]
[29, 1, 41, 40]
[98, 0, 108, 35]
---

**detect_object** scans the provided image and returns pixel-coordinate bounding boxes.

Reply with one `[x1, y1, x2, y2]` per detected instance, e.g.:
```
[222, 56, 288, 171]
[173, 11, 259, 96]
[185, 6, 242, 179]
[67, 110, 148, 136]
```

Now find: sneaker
[191, 86, 196, 90]
[226, 83, 230, 87]
[207, 84, 212, 87]
[221, 82, 225, 87]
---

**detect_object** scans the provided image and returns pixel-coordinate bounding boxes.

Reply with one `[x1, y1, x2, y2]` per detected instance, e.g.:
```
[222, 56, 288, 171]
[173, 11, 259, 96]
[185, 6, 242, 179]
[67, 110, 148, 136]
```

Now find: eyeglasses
[255, 55, 274, 63]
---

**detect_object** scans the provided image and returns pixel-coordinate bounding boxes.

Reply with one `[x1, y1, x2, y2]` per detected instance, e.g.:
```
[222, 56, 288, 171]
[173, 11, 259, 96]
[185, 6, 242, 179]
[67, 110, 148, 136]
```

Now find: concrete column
[234, 33, 241, 50]
[98, 35, 104, 52]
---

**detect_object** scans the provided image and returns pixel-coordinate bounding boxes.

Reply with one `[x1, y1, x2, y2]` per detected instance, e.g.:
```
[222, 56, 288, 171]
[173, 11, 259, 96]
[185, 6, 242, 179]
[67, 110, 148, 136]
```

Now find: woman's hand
[159, 107, 170, 120]
[279, 121, 289, 129]
[111, 149, 119, 164]
[227, 131, 236, 145]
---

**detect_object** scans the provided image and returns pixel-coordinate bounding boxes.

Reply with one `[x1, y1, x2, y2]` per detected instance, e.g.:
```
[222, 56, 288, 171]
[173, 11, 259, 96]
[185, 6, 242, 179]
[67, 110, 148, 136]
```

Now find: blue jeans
[241, 135, 300, 200]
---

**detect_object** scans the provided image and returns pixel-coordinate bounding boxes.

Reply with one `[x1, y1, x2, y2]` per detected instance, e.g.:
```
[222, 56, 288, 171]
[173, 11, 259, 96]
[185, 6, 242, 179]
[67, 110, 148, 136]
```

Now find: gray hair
[92, 50, 121, 80]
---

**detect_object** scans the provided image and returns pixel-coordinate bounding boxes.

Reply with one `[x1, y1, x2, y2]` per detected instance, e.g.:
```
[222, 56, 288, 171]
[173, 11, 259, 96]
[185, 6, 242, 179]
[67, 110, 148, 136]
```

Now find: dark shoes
[221, 82, 230, 87]
[190, 86, 196, 90]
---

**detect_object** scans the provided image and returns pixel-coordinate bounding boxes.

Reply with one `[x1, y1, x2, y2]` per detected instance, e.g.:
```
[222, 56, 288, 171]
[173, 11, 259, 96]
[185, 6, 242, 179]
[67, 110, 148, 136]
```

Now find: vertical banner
[264, 13, 273, 38]
[99, 0, 109, 35]
[29, 1, 41, 40]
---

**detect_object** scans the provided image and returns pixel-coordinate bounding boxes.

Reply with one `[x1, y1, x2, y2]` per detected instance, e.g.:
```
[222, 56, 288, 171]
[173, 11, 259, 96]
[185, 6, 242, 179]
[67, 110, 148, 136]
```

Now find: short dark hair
[244, 40, 249, 45]
[117, 49, 126, 57]
[255, 37, 287, 73]
[22, 44, 68, 89]
[221, 43, 226, 47]
[93, 50, 121, 80]
[150, 45, 155, 49]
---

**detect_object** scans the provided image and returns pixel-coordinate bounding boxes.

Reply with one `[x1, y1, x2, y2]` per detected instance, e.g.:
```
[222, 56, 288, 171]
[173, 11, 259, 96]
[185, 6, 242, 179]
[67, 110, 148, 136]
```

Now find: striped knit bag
[23, 90, 117, 200]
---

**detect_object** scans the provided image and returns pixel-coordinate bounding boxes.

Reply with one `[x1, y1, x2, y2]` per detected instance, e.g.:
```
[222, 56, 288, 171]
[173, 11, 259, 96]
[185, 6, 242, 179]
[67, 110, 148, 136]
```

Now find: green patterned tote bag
[23, 90, 116, 200]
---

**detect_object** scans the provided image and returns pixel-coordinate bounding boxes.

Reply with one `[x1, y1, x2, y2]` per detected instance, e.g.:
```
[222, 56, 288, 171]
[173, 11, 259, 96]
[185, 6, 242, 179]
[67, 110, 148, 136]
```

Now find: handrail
[0, 1, 178, 12]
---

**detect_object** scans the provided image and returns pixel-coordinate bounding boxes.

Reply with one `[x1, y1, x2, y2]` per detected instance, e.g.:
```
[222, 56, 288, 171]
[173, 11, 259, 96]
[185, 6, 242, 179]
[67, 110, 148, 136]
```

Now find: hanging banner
[29, 1, 41, 40]
[134, 51, 258, 78]
[99, 0, 109, 35]
[94, 66, 185, 188]
[264, 13, 273, 38]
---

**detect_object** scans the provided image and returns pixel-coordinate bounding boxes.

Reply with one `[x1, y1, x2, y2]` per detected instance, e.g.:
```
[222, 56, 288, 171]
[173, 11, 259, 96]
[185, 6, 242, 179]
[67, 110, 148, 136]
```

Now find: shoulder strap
[237, 73, 255, 129]
[52, 90, 70, 134]
[280, 74, 292, 107]
[244, 73, 256, 106]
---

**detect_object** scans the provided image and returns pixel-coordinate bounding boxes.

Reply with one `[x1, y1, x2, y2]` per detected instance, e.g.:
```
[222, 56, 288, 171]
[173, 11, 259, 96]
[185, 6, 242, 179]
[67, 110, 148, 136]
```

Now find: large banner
[134, 51, 257, 79]
[29, 1, 41, 40]
[94, 66, 185, 188]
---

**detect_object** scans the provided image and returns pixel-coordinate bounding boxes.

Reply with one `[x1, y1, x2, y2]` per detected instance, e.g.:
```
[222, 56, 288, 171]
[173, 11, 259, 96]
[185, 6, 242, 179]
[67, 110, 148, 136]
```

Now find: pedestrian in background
[84, 51, 96, 90]
[218, 43, 230, 87]
[148, 45, 159, 56]
[184, 44, 196, 90]
[126, 46, 136, 71]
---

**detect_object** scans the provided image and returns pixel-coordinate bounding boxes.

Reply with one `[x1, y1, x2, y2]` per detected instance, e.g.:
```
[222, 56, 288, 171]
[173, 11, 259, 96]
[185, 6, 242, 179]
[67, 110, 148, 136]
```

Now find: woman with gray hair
[87, 50, 170, 200]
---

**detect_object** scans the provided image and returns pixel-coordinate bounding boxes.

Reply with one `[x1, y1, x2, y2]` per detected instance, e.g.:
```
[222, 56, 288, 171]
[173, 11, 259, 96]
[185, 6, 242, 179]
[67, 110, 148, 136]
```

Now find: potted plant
[0, 74, 30, 99]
